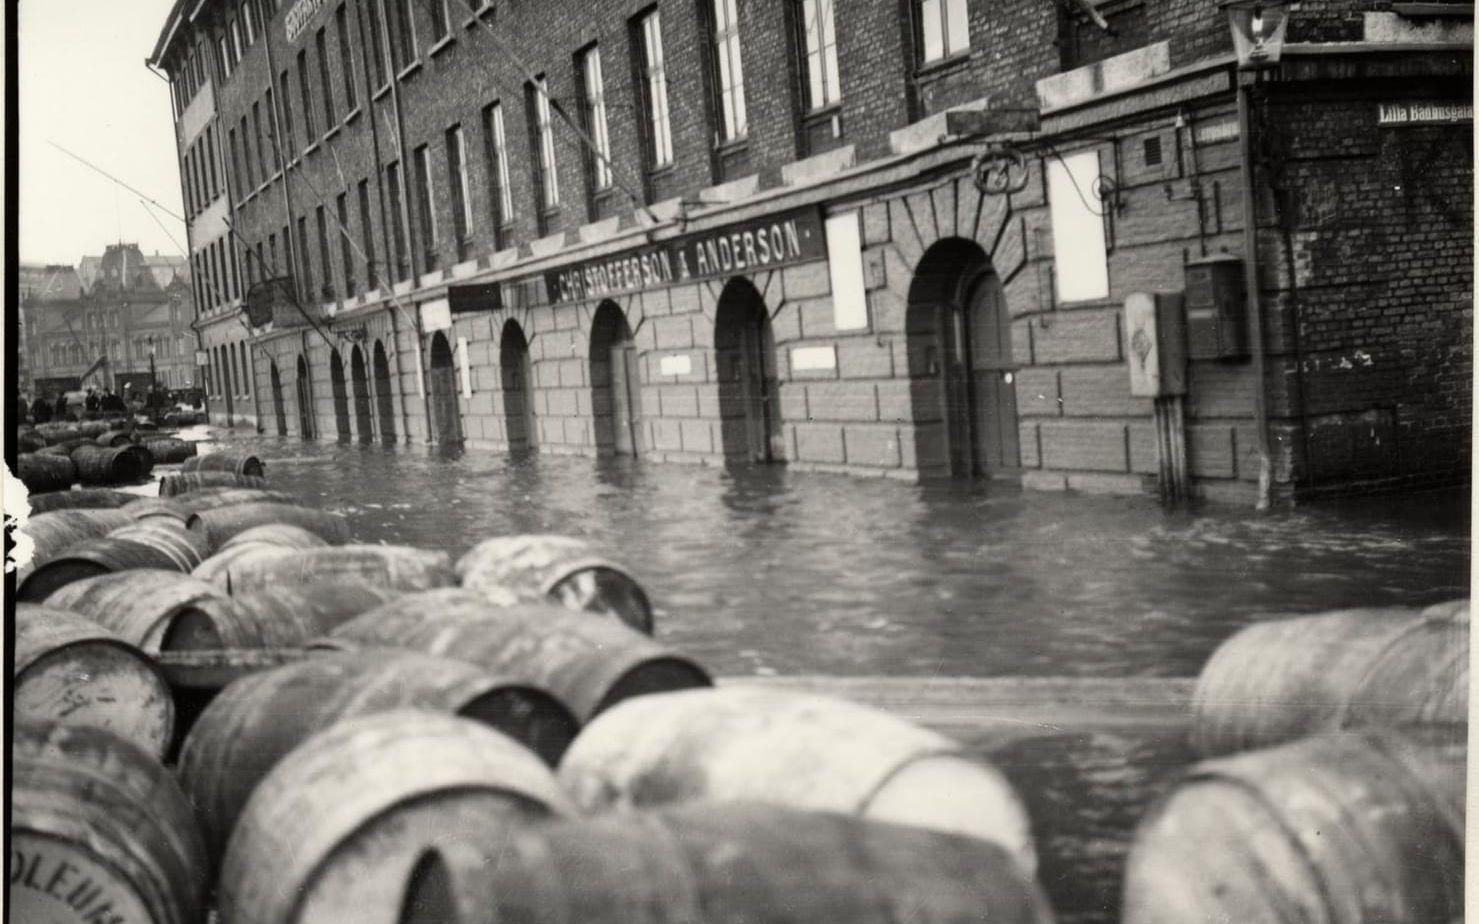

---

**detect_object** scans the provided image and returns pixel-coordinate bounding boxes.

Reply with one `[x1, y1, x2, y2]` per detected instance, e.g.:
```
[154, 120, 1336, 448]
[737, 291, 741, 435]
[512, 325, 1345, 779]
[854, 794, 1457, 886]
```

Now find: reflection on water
[212, 432, 1469, 678]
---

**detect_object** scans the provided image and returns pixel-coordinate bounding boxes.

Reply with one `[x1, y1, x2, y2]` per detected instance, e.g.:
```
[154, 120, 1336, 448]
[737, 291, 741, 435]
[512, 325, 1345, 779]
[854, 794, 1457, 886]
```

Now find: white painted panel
[659, 354, 691, 376]
[825, 211, 869, 331]
[419, 298, 451, 332]
[458, 335, 472, 398]
[1048, 150, 1110, 303]
[413, 341, 426, 398]
[790, 345, 837, 371]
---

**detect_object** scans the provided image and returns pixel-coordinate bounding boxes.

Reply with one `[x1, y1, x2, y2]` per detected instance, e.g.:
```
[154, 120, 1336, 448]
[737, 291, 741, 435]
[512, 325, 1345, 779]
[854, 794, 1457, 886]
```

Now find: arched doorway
[270, 361, 288, 435]
[428, 332, 462, 445]
[295, 354, 316, 438]
[589, 301, 642, 456]
[329, 349, 351, 440]
[905, 238, 1020, 478]
[350, 345, 374, 442]
[714, 278, 781, 463]
[499, 320, 536, 449]
[373, 339, 397, 443]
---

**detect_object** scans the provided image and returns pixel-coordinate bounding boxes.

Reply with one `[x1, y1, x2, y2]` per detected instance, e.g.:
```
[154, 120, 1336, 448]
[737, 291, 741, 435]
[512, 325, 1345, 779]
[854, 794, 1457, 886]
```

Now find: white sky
[19, 0, 184, 265]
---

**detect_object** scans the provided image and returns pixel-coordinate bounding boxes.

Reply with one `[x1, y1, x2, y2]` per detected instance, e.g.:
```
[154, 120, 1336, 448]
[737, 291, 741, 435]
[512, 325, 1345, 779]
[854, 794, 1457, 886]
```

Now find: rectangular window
[635, 10, 674, 167]
[579, 46, 613, 190]
[252, 101, 270, 180]
[528, 78, 560, 211]
[242, 0, 257, 44]
[1047, 149, 1109, 302]
[264, 85, 279, 160]
[219, 35, 233, 80]
[390, 0, 416, 71]
[918, 0, 970, 64]
[413, 143, 438, 269]
[230, 18, 244, 63]
[240, 115, 257, 188]
[256, 242, 266, 284]
[282, 223, 294, 285]
[205, 127, 220, 199]
[268, 232, 278, 276]
[316, 28, 337, 125]
[316, 205, 334, 298]
[296, 215, 313, 301]
[336, 5, 358, 109]
[228, 129, 243, 201]
[367, 0, 388, 86]
[228, 239, 240, 299]
[386, 161, 409, 280]
[357, 179, 379, 288]
[430, 0, 449, 39]
[337, 192, 356, 296]
[279, 71, 297, 152]
[446, 125, 472, 253]
[798, 0, 840, 109]
[482, 101, 513, 236]
[710, 0, 747, 141]
[297, 50, 317, 139]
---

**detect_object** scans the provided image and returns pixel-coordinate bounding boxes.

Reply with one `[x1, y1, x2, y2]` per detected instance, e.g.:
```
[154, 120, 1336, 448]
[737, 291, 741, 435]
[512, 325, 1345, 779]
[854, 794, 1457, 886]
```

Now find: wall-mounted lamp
[1223, 1, 1290, 70]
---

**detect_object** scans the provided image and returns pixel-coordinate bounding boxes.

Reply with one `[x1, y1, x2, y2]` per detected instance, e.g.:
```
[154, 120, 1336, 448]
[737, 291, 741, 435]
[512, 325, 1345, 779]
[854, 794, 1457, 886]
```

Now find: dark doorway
[350, 345, 374, 442]
[905, 239, 1020, 478]
[329, 349, 352, 440]
[270, 361, 288, 436]
[373, 339, 397, 443]
[295, 354, 316, 438]
[428, 332, 463, 445]
[500, 320, 536, 450]
[714, 278, 781, 463]
[589, 301, 642, 456]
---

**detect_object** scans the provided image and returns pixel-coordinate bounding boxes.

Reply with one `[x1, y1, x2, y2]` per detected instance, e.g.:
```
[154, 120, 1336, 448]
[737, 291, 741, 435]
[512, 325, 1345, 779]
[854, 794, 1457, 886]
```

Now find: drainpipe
[1236, 69, 1272, 510]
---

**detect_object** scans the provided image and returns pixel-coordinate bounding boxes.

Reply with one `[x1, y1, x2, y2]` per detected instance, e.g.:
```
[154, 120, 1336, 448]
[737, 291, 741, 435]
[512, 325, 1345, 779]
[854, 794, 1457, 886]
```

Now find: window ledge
[344, 106, 362, 125]
[464, 4, 495, 29]
[715, 136, 750, 154]
[397, 60, 422, 81]
[915, 49, 972, 79]
[801, 102, 843, 122]
[303, 141, 321, 157]
[429, 34, 455, 57]
[324, 124, 342, 142]
[648, 164, 677, 180]
[373, 83, 392, 102]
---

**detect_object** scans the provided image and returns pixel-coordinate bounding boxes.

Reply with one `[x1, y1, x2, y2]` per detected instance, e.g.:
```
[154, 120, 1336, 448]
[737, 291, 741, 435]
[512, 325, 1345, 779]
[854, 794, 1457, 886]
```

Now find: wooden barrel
[398, 802, 1052, 924]
[39, 425, 85, 445]
[119, 443, 156, 477]
[76, 420, 118, 438]
[324, 594, 711, 722]
[96, 429, 136, 447]
[167, 487, 301, 514]
[18, 452, 78, 494]
[181, 650, 579, 862]
[123, 496, 193, 524]
[200, 543, 453, 592]
[14, 604, 175, 760]
[27, 488, 139, 513]
[218, 522, 330, 552]
[1191, 606, 1468, 756]
[182, 452, 265, 478]
[218, 710, 574, 924]
[1123, 729, 1465, 924]
[41, 439, 92, 456]
[16, 509, 135, 583]
[19, 536, 197, 602]
[70, 444, 146, 485]
[20, 430, 49, 453]
[557, 686, 1035, 873]
[457, 534, 654, 634]
[187, 502, 350, 552]
[158, 471, 270, 496]
[12, 722, 208, 924]
[222, 581, 404, 644]
[108, 519, 211, 570]
[44, 570, 246, 652]
[142, 437, 197, 464]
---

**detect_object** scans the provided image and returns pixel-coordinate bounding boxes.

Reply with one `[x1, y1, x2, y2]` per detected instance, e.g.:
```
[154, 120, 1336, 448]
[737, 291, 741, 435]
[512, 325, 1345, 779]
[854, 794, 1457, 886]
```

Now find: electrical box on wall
[1124, 291, 1187, 398]
[1184, 255, 1247, 360]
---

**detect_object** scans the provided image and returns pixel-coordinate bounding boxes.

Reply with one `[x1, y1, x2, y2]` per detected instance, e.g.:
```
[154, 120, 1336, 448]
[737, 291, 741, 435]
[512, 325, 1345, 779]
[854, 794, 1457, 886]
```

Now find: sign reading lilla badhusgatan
[544, 206, 825, 305]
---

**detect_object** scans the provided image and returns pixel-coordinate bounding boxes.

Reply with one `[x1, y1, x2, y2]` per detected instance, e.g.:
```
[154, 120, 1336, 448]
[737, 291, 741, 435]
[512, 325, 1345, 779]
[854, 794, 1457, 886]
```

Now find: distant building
[149, 0, 1471, 501]
[24, 244, 198, 401]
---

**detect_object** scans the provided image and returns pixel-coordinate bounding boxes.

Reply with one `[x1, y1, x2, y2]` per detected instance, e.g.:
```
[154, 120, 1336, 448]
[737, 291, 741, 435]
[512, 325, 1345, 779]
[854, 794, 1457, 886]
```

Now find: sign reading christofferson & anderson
[1377, 101, 1472, 127]
[543, 206, 826, 305]
[284, 0, 325, 42]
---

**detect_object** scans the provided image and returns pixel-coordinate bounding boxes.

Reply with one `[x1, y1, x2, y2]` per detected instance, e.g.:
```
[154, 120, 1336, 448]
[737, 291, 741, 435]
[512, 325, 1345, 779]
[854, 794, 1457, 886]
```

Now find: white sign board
[419, 298, 452, 333]
[658, 354, 692, 376]
[458, 336, 472, 398]
[1047, 150, 1110, 303]
[790, 345, 837, 372]
[825, 211, 869, 331]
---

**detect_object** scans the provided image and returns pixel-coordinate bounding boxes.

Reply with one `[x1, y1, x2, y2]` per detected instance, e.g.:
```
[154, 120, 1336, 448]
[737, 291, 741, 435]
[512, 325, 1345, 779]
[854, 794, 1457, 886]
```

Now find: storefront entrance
[500, 320, 536, 450]
[589, 301, 642, 456]
[714, 278, 782, 463]
[350, 345, 374, 442]
[295, 354, 315, 439]
[373, 340, 396, 443]
[906, 239, 1020, 478]
[329, 350, 351, 440]
[428, 332, 463, 445]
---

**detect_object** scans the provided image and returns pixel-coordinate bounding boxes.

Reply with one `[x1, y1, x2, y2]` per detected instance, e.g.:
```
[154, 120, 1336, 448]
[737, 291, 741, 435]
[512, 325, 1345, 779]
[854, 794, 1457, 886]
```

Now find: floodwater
[187, 430, 1469, 924]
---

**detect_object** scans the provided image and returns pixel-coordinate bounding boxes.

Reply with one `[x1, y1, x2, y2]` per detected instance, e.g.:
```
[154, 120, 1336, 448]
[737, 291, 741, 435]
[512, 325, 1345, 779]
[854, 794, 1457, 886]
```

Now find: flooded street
[203, 431, 1469, 680]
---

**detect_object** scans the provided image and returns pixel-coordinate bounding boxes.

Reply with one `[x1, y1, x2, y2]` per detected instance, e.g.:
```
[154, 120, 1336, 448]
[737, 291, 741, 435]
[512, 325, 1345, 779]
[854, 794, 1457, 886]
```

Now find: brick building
[23, 245, 197, 402]
[149, 0, 1471, 502]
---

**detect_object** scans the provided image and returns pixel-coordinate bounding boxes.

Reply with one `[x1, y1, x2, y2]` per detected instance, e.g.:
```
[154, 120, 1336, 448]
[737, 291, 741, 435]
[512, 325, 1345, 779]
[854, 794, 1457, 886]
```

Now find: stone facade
[151, 0, 1472, 502]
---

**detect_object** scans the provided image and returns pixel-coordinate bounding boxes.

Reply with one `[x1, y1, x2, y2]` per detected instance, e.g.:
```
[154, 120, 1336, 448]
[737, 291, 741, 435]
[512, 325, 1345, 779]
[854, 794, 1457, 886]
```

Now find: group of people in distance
[19, 385, 167, 424]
